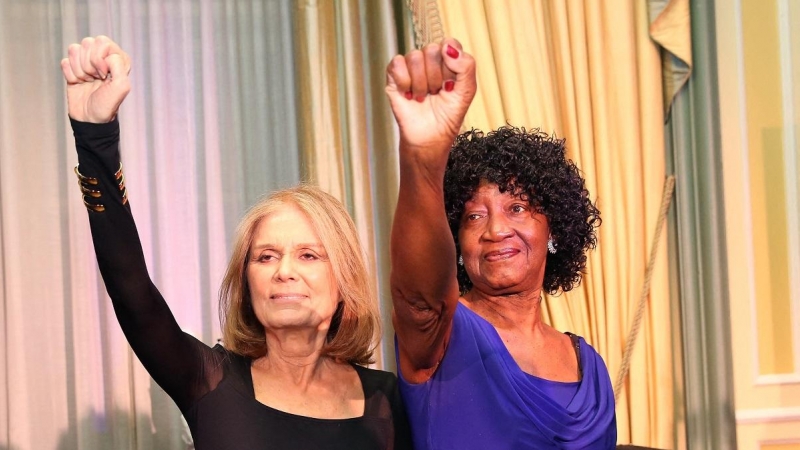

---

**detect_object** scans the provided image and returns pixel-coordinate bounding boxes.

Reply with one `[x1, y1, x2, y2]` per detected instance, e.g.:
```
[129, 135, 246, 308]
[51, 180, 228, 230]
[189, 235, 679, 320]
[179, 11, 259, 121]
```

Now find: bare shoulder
[527, 324, 581, 382]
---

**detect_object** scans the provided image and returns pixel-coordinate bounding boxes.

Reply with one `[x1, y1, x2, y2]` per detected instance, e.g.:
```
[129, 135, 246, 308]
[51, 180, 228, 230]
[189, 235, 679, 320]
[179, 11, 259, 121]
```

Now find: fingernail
[405, 91, 413, 100]
[444, 80, 455, 92]
[415, 95, 425, 103]
[446, 45, 459, 59]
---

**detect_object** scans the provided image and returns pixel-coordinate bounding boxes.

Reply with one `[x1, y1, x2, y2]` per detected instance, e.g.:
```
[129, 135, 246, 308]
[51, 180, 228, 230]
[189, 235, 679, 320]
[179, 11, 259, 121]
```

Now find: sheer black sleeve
[71, 118, 222, 411]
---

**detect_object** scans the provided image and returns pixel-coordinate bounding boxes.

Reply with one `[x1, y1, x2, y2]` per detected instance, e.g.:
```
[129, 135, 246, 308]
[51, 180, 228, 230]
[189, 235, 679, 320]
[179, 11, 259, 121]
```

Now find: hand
[385, 38, 477, 153]
[60, 36, 131, 123]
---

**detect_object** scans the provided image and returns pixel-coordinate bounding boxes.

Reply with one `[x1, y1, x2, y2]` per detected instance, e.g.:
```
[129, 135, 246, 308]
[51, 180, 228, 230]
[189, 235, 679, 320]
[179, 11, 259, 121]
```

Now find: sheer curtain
[0, 1, 300, 448]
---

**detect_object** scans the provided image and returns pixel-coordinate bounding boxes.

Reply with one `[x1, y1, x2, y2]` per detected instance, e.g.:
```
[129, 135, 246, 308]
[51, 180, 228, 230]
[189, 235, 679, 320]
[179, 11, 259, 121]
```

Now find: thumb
[106, 53, 129, 83]
[104, 52, 131, 104]
[440, 38, 476, 103]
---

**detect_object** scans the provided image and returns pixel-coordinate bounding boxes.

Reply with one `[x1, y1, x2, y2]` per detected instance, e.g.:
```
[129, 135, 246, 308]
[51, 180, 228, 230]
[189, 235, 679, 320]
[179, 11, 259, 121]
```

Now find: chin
[480, 277, 533, 295]
[267, 311, 331, 330]
[482, 272, 524, 287]
[477, 281, 514, 293]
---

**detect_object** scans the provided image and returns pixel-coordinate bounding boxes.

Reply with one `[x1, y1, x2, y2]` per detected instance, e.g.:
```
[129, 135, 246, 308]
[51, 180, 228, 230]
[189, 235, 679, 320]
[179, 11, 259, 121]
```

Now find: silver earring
[458, 255, 464, 266]
[547, 235, 557, 254]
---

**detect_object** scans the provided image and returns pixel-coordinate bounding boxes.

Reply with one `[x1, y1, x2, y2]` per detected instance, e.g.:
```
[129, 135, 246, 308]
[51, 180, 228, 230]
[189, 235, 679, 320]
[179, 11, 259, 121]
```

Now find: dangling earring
[458, 255, 464, 266]
[547, 234, 557, 254]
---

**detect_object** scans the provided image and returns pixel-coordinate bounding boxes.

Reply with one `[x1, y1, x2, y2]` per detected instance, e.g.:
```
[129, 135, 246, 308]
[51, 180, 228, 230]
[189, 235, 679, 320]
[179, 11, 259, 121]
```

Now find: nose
[273, 255, 298, 282]
[482, 212, 513, 241]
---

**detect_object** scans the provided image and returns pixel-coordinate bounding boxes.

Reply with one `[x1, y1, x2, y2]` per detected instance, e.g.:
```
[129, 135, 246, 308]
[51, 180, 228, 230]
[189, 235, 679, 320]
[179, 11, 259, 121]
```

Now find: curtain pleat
[665, 0, 737, 447]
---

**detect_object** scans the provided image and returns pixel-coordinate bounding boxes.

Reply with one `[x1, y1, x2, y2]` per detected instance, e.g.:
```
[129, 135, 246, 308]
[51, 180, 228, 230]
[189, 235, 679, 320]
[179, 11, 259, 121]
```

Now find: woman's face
[458, 182, 549, 295]
[246, 204, 340, 334]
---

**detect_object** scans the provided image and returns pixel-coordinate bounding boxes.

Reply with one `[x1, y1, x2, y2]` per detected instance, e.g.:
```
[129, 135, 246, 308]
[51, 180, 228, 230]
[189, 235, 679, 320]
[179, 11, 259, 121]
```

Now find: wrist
[399, 136, 453, 157]
[70, 115, 120, 138]
[399, 144, 450, 184]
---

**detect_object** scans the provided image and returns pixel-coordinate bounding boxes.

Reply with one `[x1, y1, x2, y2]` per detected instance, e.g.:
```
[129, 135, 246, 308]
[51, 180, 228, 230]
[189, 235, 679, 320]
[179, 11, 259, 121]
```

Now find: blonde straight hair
[219, 184, 379, 365]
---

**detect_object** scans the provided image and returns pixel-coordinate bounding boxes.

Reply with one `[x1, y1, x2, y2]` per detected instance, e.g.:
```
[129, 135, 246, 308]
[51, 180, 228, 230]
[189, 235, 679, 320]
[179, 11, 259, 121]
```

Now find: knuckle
[387, 56, 404, 74]
[405, 51, 423, 65]
[423, 43, 440, 56]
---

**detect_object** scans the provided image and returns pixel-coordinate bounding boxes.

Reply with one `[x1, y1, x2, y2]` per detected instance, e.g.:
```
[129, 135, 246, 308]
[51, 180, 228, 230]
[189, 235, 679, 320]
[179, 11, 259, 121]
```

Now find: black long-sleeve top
[71, 118, 412, 450]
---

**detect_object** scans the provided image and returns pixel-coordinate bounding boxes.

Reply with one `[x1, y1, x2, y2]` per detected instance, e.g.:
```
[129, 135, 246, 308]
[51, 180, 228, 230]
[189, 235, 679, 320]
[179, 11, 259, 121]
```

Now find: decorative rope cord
[406, 0, 444, 48]
[613, 175, 676, 402]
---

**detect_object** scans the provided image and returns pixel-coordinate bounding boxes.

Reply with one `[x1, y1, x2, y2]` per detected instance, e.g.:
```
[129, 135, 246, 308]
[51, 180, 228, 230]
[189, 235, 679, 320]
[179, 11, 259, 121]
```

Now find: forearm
[391, 145, 457, 305]
[73, 118, 162, 319]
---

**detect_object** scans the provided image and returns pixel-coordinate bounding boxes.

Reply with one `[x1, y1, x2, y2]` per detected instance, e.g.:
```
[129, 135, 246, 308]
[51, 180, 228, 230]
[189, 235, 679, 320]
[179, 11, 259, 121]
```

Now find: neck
[463, 287, 544, 332]
[256, 328, 331, 384]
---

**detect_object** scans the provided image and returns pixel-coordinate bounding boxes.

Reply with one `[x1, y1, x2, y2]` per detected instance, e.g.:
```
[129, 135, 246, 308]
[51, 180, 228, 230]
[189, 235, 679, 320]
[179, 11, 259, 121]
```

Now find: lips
[269, 293, 308, 301]
[483, 248, 520, 262]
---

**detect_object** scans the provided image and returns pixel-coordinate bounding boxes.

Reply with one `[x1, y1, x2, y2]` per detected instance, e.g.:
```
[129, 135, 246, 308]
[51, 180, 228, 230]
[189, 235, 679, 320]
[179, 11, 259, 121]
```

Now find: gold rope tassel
[406, 0, 444, 49]
[613, 175, 677, 402]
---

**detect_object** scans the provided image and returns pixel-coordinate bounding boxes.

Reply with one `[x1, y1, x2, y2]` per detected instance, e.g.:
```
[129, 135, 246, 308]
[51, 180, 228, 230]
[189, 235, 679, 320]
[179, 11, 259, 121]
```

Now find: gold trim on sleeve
[73, 163, 129, 212]
[73, 165, 99, 185]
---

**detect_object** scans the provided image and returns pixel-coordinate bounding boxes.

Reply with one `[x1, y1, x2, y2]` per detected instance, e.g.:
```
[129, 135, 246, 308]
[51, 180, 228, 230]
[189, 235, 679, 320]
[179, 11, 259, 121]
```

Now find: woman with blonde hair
[63, 35, 411, 449]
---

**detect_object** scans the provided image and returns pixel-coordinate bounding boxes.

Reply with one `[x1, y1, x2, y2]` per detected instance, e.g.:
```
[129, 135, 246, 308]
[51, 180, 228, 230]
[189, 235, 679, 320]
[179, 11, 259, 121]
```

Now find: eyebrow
[250, 243, 325, 252]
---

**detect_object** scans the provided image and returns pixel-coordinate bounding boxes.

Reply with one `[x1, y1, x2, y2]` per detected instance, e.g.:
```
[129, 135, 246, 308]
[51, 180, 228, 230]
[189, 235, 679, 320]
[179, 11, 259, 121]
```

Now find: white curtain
[0, 1, 300, 448]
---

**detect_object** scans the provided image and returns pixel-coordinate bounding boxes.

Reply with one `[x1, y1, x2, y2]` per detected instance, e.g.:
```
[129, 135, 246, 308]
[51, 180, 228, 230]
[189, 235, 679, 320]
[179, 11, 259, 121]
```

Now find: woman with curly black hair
[386, 38, 616, 449]
[444, 126, 602, 296]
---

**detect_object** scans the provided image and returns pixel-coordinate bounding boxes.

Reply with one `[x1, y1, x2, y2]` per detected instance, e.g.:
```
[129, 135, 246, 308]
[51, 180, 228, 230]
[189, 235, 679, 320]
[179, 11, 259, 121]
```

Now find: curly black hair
[444, 125, 601, 295]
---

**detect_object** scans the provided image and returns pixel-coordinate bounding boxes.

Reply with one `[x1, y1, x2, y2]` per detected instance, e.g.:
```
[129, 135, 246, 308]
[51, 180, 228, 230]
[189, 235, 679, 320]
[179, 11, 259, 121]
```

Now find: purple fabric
[527, 374, 579, 409]
[397, 303, 616, 449]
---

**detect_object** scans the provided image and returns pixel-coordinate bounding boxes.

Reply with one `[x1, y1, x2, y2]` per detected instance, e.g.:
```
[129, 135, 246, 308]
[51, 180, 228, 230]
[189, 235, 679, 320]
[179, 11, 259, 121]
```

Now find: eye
[255, 253, 277, 262]
[299, 251, 320, 261]
[512, 204, 527, 214]
[465, 212, 483, 221]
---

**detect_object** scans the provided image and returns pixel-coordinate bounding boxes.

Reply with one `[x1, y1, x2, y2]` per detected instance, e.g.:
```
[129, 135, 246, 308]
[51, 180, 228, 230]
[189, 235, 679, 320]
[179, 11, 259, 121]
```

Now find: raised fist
[60, 35, 131, 123]
[385, 38, 477, 152]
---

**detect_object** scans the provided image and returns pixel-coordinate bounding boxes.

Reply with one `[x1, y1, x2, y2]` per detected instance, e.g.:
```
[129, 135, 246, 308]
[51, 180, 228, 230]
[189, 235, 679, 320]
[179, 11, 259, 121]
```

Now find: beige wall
[717, 0, 800, 447]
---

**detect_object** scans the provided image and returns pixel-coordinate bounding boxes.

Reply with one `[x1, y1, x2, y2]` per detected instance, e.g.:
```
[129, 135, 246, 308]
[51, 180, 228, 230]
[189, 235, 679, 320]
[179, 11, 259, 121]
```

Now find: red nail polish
[416, 95, 426, 103]
[444, 80, 455, 92]
[446, 45, 459, 59]
[405, 91, 413, 100]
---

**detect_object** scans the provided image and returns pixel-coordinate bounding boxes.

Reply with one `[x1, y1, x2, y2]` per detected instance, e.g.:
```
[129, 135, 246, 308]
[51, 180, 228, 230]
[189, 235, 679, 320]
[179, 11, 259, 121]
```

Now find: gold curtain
[437, 0, 675, 447]
[293, 0, 402, 370]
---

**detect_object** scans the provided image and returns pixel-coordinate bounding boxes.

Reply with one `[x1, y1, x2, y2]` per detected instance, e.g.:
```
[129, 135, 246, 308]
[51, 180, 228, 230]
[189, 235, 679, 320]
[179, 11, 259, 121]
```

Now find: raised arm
[62, 36, 215, 409]
[385, 39, 476, 383]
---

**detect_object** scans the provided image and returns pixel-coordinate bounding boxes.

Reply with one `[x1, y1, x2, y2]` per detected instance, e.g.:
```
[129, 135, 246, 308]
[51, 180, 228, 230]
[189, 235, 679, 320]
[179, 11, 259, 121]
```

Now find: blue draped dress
[397, 302, 617, 449]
